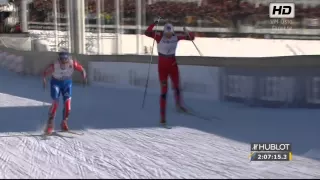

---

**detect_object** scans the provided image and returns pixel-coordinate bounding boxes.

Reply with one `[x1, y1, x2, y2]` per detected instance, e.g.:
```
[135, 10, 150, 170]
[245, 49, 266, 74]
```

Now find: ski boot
[61, 119, 69, 132]
[176, 105, 188, 113]
[160, 119, 171, 129]
[45, 118, 54, 135]
[160, 118, 166, 126]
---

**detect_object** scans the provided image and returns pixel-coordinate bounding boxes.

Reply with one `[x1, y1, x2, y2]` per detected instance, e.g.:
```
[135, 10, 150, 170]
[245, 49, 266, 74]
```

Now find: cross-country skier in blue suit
[42, 51, 87, 135]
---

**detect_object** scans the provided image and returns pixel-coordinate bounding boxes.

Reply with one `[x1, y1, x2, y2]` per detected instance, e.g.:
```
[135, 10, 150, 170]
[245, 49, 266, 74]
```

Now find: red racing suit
[144, 23, 195, 121]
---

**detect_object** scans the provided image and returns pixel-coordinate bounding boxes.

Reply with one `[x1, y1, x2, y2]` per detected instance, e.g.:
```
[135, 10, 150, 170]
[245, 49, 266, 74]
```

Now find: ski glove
[154, 16, 162, 24]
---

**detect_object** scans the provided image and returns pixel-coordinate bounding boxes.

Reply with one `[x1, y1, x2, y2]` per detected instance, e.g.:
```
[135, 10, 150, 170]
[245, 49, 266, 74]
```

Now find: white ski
[57, 130, 84, 135]
[41, 131, 75, 139]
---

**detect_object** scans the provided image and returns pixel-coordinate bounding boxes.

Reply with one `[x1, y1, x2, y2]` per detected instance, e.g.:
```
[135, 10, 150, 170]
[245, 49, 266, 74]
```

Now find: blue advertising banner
[220, 67, 320, 108]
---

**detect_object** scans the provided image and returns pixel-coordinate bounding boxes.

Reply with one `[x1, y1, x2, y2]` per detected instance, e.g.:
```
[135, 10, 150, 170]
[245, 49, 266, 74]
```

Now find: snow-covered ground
[29, 30, 320, 56]
[0, 70, 320, 178]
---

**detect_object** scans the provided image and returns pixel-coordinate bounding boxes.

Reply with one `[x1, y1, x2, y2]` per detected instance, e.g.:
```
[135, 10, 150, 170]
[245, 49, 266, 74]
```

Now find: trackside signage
[221, 67, 320, 108]
[88, 62, 220, 100]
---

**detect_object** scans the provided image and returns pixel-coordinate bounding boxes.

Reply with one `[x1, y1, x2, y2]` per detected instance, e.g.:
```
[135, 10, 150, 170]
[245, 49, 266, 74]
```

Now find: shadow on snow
[0, 70, 320, 160]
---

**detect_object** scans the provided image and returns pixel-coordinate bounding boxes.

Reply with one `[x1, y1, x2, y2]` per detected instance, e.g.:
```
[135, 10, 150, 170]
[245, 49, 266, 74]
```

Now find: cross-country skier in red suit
[42, 51, 87, 135]
[144, 19, 195, 126]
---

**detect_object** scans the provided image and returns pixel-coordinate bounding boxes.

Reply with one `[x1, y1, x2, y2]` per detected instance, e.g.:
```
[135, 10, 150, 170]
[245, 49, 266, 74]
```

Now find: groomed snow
[0, 70, 319, 178]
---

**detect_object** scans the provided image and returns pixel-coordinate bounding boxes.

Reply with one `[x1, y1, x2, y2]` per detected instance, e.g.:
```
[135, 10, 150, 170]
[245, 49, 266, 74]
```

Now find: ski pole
[191, 40, 203, 56]
[141, 16, 162, 109]
[184, 26, 203, 56]
[42, 89, 47, 127]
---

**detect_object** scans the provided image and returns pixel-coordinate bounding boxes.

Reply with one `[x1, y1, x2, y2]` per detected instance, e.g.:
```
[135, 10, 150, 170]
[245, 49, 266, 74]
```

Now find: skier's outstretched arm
[73, 60, 87, 85]
[177, 27, 195, 41]
[43, 64, 54, 77]
[42, 64, 54, 90]
[144, 21, 162, 42]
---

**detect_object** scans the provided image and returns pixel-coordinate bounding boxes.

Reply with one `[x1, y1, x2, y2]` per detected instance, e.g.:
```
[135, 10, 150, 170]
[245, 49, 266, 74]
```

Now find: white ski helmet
[163, 23, 174, 34]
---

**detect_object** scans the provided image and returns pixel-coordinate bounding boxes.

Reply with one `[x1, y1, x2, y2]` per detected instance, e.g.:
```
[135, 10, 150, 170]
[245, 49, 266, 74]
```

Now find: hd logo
[269, 3, 295, 18]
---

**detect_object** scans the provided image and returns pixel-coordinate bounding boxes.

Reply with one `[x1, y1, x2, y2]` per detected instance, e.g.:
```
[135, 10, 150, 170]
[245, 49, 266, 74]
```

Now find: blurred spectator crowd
[0, 0, 21, 33]
[4, 0, 319, 35]
[23, 0, 320, 28]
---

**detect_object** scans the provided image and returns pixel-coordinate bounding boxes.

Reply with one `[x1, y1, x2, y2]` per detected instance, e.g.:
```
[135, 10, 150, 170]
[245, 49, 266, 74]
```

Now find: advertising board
[221, 67, 320, 108]
[88, 62, 220, 100]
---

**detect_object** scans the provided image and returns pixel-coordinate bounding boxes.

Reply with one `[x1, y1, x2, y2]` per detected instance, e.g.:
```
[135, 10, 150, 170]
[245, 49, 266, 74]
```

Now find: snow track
[0, 70, 320, 178]
[0, 128, 319, 179]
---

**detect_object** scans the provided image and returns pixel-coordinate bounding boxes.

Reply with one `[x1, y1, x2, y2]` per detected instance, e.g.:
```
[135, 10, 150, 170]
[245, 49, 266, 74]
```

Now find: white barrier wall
[140, 36, 320, 57]
[30, 30, 320, 57]
[88, 62, 220, 100]
[0, 51, 24, 74]
[2, 43, 320, 104]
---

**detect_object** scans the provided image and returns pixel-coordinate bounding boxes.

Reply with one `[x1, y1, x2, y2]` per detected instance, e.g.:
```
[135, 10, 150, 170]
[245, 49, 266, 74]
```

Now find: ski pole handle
[154, 16, 162, 24]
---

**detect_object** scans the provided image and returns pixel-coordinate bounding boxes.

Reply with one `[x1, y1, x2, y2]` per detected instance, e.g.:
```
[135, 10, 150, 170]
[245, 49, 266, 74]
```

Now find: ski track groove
[85, 129, 257, 178]
[17, 132, 53, 178]
[87, 130, 135, 178]
[43, 138, 83, 178]
[0, 128, 320, 178]
[0, 144, 10, 179]
[0, 133, 31, 178]
[20, 132, 39, 178]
